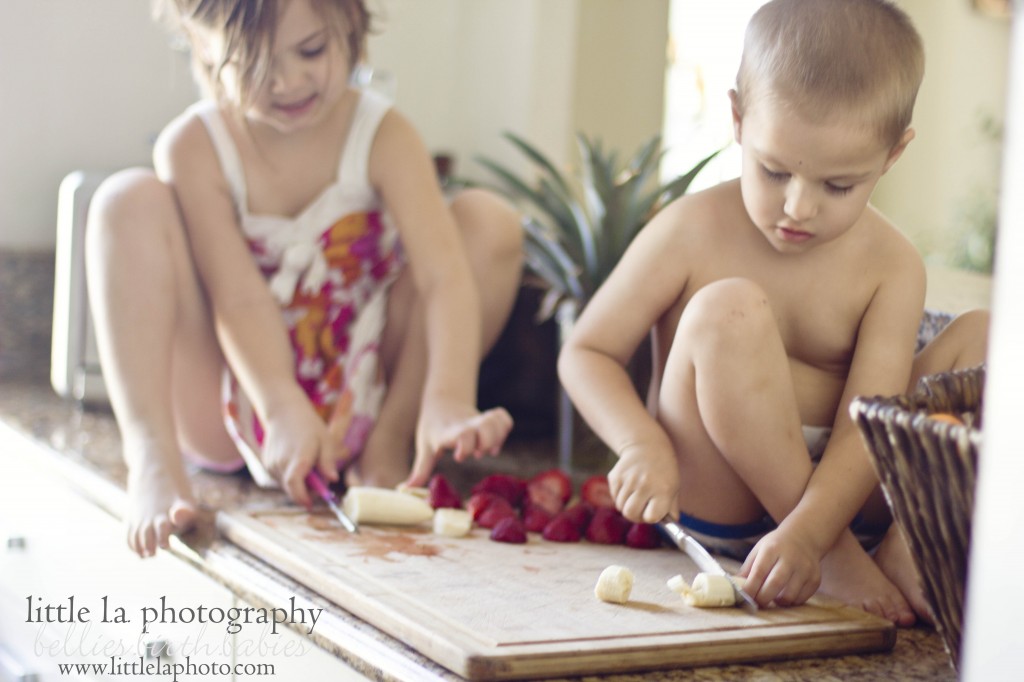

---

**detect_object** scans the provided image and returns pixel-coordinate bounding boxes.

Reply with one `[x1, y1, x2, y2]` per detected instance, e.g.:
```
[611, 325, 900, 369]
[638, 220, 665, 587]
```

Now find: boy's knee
[680, 278, 774, 340]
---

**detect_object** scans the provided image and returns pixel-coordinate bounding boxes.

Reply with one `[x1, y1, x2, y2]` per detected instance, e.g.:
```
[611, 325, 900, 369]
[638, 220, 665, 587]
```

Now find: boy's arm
[559, 200, 696, 522]
[773, 238, 927, 560]
[157, 114, 328, 506]
[368, 110, 509, 478]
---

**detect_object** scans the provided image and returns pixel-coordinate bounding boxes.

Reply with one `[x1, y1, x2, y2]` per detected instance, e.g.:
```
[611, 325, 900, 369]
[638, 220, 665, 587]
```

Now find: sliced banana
[341, 486, 434, 525]
[595, 565, 634, 604]
[433, 508, 473, 537]
[396, 483, 430, 499]
[667, 572, 741, 608]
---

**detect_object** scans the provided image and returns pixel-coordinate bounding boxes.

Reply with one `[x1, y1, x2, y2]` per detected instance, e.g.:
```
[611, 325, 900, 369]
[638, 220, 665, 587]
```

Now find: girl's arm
[155, 113, 331, 505]
[367, 110, 495, 467]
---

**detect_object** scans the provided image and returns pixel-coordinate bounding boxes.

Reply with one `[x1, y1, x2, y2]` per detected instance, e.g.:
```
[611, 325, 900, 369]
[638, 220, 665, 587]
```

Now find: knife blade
[306, 471, 359, 533]
[659, 517, 758, 612]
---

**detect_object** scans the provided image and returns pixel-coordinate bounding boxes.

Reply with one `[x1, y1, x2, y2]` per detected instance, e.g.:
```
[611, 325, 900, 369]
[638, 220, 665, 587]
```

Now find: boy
[558, 0, 987, 625]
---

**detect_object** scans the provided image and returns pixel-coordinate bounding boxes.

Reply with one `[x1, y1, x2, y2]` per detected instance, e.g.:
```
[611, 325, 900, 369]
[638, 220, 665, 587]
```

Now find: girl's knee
[450, 188, 523, 261]
[88, 168, 178, 238]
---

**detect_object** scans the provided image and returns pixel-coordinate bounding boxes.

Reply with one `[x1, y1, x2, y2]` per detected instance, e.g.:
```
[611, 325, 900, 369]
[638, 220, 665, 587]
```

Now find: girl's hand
[608, 443, 680, 523]
[740, 526, 822, 607]
[405, 399, 513, 487]
[261, 399, 339, 507]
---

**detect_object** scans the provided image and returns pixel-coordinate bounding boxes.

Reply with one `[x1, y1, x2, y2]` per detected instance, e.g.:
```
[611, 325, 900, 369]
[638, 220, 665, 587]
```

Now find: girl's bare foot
[873, 523, 934, 624]
[344, 427, 412, 489]
[818, 531, 917, 626]
[123, 438, 198, 558]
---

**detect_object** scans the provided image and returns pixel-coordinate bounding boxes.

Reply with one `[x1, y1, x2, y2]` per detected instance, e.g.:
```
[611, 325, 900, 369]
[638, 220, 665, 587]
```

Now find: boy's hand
[608, 443, 680, 524]
[740, 526, 822, 607]
[405, 399, 513, 487]
[261, 399, 341, 508]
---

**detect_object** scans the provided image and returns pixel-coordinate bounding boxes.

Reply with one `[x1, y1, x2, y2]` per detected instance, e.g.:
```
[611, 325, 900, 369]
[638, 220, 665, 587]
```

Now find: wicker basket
[850, 365, 984, 670]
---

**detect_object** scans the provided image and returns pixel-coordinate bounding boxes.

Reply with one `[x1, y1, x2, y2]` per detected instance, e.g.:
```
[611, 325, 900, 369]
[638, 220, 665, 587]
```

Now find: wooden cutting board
[217, 509, 895, 680]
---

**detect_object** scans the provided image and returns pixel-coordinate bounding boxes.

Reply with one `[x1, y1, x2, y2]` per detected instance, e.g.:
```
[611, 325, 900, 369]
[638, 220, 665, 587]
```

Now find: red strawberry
[490, 516, 527, 544]
[522, 502, 554, 533]
[526, 469, 572, 515]
[542, 514, 581, 542]
[428, 473, 463, 509]
[562, 501, 594, 533]
[466, 492, 501, 520]
[580, 475, 615, 509]
[476, 497, 518, 529]
[625, 523, 662, 549]
[585, 507, 630, 545]
[471, 474, 527, 507]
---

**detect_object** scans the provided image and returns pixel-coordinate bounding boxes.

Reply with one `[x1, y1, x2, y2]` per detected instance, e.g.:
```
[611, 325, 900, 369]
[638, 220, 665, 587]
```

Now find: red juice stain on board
[302, 513, 443, 562]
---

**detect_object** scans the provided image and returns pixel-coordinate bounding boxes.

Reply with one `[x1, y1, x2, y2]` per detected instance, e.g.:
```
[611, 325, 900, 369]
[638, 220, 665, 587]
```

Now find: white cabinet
[0, 423, 233, 682]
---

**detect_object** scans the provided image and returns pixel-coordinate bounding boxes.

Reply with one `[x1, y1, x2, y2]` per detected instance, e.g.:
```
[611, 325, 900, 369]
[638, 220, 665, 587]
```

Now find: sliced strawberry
[471, 474, 527, 507]
[625, 523, 662, 549]
[542, 514, 581, 542]
[580, 475, 615, 509]
[562, 501, 594, 533]
[522, 502, 554, 533]
[526, 469, 572, 515]
[476, 497, 518, 529]
[466, 492, 502, 520]
[428, 473, 463, 509]
[490, 516, 528, 544]
[585, 507, 630, 545]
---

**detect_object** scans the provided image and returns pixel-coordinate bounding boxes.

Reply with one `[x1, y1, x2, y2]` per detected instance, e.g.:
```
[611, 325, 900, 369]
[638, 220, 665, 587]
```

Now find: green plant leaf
[503, 132, 574, 198]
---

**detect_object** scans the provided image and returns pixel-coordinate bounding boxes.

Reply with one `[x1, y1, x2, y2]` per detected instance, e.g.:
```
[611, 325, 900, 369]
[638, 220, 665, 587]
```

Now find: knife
[659, 516, 758, 612]
[306, 471, 359, 533]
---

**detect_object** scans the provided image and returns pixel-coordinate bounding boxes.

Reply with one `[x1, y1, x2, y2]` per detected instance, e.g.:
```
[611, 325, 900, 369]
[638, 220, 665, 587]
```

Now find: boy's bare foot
[873, 523, 934, 624]
[344, 428, 412, 489]
[818, 531, 917, 626]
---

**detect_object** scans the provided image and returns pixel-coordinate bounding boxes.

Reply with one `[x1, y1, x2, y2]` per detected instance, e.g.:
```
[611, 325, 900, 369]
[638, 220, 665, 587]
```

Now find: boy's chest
[685, 248, 874, 368]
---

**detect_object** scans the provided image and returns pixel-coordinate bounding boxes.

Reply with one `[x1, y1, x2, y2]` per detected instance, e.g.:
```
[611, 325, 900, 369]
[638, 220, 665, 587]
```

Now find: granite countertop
[0, 378, 959, 681]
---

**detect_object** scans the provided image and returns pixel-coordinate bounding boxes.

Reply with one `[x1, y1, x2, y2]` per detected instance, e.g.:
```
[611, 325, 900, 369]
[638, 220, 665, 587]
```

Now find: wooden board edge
[460, 623, 896, 680]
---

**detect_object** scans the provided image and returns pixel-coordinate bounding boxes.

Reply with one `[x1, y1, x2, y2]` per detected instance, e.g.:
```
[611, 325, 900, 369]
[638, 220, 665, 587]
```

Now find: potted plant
[477, 132, 720, 467]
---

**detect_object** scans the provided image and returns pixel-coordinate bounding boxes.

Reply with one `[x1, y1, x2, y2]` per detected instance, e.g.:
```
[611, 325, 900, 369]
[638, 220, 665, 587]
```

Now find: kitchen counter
[0, 378, 958, 681]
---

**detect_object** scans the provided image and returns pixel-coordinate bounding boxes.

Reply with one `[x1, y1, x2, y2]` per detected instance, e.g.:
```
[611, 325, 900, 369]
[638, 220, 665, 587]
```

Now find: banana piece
[396, 483, 430, 499]
[595, 565, 634, 604]
[341, 486, 434, 525]
[667, 572, 740, 608]
[433, 508, 473, 537]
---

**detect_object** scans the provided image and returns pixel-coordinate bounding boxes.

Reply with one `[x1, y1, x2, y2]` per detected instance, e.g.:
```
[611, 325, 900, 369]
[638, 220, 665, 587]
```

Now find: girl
[86, 0, 522, 557]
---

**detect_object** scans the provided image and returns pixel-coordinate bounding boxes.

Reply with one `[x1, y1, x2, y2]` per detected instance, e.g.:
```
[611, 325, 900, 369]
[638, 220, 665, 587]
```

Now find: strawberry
[428, 473, 463, 509]
[585, 507, 630, 545]
[562, 501, 594, 533]
[471, 474, 527, 507]
[580, 475, 615, 509]
[625, 523, 662, 549]
[542, 514, 581, 542]
[526, 469, 572, 515]
[490, 516, 527, 544]
[476, 497, 518, 529]
[466, 492, 502, 520]
[522, 502, 553, 533]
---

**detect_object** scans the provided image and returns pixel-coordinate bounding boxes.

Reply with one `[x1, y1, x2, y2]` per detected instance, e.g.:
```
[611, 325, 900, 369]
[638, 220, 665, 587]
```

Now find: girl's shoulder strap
[189, 100, 249, 214]
[338, 89, 392, 192]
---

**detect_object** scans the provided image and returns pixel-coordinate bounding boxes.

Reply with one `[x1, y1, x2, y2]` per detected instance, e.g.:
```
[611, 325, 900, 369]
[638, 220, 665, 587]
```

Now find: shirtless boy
[558, 0, 988, 624]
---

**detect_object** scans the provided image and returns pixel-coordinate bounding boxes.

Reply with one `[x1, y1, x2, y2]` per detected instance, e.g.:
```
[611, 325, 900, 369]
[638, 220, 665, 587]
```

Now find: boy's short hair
[155, 0, 371, 107]
[735, 0, 924, 146]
